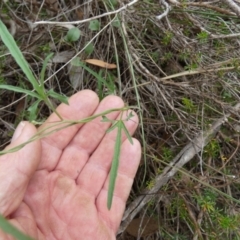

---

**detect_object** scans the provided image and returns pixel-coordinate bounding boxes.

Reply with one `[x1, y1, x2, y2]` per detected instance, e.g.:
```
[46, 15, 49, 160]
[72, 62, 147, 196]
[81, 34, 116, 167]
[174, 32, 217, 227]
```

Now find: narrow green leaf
[0, 215, 34, 240]
[28, 99, 41, 121]
[97, 69, 103, 100]
[0, 85, 40, 99]
[40, 53, 54, 87]
[121, 122, 133, 144]
[101, 115, 111, 122]
[65, 27, 81, 42]
[107, 122, 122, 209]
[47, 89, 69, 105]
[125, 111, 134, 121]
[106, 121, 118, 133]
[0, 20, 41, 92]
[71, 58, 113, 90]
[111, 18, 121, 28]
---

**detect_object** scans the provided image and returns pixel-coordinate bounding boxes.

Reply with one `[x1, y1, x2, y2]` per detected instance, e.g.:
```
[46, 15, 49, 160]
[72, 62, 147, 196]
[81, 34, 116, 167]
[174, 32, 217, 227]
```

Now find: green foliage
[196, 189, 217, 213]
[204, 139, 220, 158]
[64, 27, 81, 42]
[89, 20, 101, 31]
[97, 71, 116, 100]
[0, 215, 33, 240]
[163, 52, 173, 62]
[27, 99, 41, 122]
[111, 17, 121, 28]
[162, 147, 173, 162]
[182, 97, 196, 112]
[197, 31, 209, 43]
[218, 214, 240, 230]
[0, 20, 68, 119]
[184, 62, 198, 71]
[162, 31, 173, 45]
[84, 42, 94, 55]
[38, 43, 51, 54]
[71, 58, 116, 99]
[101, 112, 134, 209]
[146, 179, 155, 189]
[104, 0, 118, 8]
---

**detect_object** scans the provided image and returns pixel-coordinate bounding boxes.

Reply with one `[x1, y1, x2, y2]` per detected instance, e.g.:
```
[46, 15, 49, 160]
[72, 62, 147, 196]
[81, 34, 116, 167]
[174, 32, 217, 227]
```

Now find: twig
[118, 102, 240, 235]
[156, 0, 171, 20]
[128, 65, 238, 90]
[223, 0, 240, 16]
[34, 0, 139, 25]
[184, 2, 236, 16]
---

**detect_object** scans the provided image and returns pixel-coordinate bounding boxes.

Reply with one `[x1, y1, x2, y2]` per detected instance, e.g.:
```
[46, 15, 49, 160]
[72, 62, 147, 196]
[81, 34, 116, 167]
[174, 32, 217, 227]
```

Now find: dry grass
[1, 0, 240, 239]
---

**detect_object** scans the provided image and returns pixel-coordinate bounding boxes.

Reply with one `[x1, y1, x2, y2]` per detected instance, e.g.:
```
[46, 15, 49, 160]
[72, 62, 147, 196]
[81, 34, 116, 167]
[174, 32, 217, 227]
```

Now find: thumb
[0, 121, 41, 217]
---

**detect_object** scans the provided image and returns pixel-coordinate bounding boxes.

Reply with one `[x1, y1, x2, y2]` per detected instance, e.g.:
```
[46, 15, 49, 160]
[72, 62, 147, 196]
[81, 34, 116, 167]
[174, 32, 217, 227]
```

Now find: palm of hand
[0, 91, 140, 240]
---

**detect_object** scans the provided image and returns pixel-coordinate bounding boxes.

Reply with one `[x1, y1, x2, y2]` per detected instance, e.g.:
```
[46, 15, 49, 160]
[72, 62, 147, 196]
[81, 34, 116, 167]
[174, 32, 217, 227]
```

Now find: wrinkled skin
[0, 90, 141, 240]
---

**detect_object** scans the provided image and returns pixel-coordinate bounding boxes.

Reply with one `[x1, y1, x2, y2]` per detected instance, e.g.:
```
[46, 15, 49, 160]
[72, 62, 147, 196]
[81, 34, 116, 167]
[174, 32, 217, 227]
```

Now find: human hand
[0, 90, 141, 240]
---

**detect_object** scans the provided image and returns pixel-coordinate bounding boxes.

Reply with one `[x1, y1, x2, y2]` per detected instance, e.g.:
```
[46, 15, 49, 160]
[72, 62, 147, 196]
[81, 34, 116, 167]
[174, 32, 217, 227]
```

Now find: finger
[96, 139, 141, 232]
[76, 110, 139, 196]
[38, 90, 99, 170]
[0, 122, 41, 216]
[55, 95, 124, 179]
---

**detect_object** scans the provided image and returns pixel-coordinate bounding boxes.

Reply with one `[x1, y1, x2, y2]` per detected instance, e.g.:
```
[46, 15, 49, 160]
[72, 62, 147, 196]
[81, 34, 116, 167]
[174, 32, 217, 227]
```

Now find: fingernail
[11, 121, 26, 142]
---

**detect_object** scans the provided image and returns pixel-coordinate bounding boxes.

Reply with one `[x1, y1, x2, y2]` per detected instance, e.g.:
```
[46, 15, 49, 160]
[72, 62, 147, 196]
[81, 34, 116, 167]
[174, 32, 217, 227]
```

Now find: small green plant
[162, 147, 173, 162]
[146, 179, 155, 189]
[84, 42, 94, 55]
[182, 97, 196, 112]
[197, 31, 209, 43]
[204, 139, 220, 158]
[89, 20, 101, 31]
[0, 20, 68, 120]
[64, 27, 81, 42]
[162, 31, 173, 45]
[196, 189, 217, 213]
[163, 52, 173, 62]
[184, 62, 198, 71]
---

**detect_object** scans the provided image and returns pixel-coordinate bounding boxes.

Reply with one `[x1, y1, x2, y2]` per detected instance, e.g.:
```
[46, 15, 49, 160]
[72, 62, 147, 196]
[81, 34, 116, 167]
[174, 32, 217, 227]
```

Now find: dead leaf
[126, 217, 159, 237]
[53, 51, 75, 63]
[84, 59, 117, 69]
[68, 64, 84, 90]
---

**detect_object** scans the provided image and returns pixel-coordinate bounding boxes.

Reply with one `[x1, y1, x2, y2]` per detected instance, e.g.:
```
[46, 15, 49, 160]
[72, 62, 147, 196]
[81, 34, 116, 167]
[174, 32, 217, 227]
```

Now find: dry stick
[34, 0, 139, 25]
[168, 0, 236, 15]
[120, 16, 189, 88]
[181, 8, 240, 40]
[128, 66, 237, 90]
[223, 0, 240, 16]
[118, 102, 240, 235]
[156, 0, 170, 20]
[179, 192, 203, 240]
[184, 2, 236, 16]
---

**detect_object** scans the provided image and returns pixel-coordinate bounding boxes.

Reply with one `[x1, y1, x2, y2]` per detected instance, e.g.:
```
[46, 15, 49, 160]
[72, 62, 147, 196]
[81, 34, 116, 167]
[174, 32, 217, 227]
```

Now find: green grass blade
[107, 121, 122, 210]
[71, 58, 113, 90]
[0, 20, 41, 93]
[0, 215, 34, 240]
[0, 85, 40, 99]
[121, 122, 133, 144]
[47, 89, 69, 105]
[40, 53, 54, 87]
[106, 121, 118, 133]
[28, 99, 41, 121]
